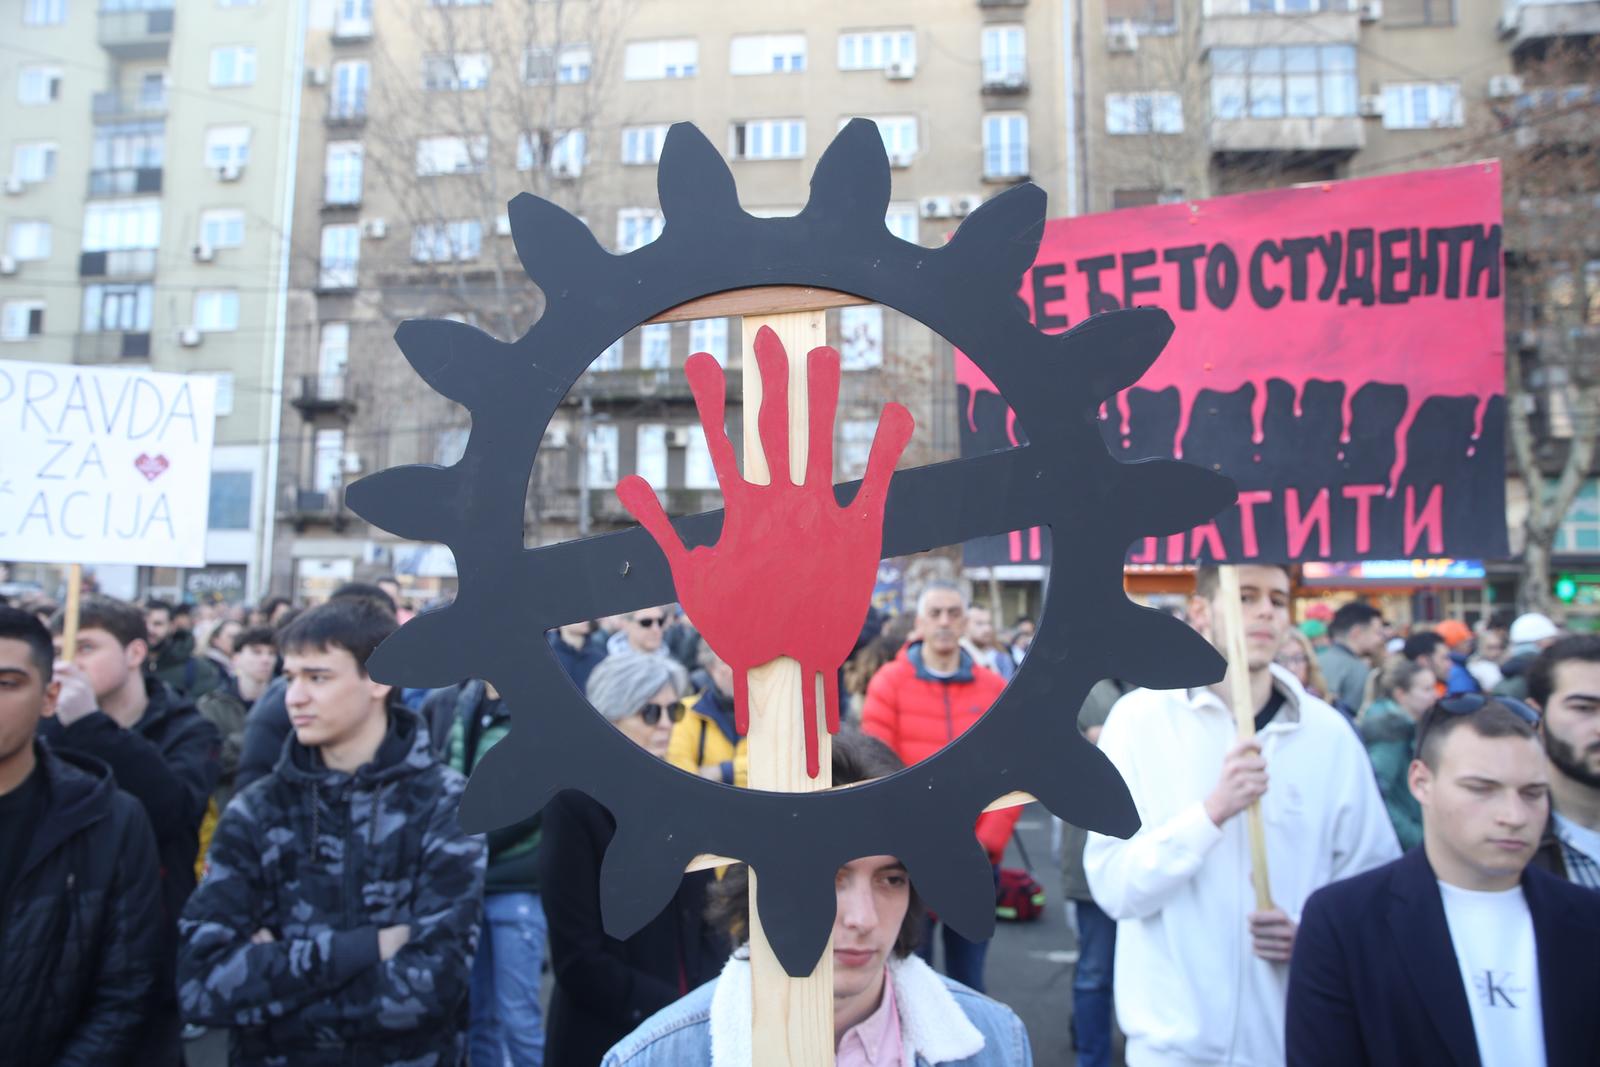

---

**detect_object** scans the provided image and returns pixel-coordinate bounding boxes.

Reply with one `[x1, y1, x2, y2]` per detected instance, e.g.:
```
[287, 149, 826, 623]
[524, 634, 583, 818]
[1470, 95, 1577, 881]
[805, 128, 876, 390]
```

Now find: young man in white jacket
[1085, 564, 1399, 1067]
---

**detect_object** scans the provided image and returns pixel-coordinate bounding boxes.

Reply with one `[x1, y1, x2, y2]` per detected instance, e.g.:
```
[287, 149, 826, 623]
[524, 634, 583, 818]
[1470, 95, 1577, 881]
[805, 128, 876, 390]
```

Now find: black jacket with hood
[178, 707, 486, 1067]
[0, 743, 164, 1067]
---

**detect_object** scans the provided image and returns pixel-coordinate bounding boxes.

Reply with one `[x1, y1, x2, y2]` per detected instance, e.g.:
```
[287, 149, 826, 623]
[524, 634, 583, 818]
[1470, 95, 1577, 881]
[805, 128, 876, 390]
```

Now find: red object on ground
[617, 326, 914, 777]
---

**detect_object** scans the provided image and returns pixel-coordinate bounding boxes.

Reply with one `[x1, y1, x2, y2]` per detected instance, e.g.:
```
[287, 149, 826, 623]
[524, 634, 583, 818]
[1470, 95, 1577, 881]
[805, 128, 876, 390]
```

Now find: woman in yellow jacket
[666, 644, 748, 786]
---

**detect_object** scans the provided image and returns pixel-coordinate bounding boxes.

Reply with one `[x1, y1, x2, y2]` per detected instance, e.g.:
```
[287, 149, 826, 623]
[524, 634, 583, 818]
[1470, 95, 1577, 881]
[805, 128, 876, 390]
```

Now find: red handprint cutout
[616, 325, 914, 778]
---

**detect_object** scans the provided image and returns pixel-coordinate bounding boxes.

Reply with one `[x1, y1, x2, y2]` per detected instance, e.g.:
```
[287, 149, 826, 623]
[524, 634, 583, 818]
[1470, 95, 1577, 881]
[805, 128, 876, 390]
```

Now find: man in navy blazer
[1287, 695, 1600, 1066]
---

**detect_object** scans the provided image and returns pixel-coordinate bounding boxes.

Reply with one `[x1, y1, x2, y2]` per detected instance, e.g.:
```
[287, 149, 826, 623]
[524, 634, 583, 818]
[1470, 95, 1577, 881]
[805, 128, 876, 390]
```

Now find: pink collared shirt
[836, 968, 903, 1067]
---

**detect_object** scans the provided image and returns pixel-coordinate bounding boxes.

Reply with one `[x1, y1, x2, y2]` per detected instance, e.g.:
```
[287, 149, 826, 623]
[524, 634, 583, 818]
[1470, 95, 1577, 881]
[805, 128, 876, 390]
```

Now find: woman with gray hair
[538, 653, 727, 1067]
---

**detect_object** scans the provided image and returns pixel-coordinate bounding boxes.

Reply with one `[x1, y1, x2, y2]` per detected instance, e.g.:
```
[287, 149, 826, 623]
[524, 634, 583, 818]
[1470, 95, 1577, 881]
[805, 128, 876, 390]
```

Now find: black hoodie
[0, 743, 164, 1066]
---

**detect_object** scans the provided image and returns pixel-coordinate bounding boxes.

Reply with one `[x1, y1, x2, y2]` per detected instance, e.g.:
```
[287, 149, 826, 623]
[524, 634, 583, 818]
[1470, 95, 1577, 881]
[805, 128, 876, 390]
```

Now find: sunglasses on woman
[1437, 691, 1540, 725]
[637, 700, 686, 726]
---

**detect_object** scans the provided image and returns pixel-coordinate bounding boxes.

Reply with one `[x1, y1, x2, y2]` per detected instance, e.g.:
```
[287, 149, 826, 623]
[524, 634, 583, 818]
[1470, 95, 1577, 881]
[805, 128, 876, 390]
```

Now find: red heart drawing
[134, 453, 170, 482]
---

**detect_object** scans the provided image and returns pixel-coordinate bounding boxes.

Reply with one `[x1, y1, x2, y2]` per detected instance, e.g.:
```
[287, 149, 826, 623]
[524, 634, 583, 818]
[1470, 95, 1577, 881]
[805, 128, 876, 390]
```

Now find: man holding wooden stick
[1085, 564, 1398, 1067]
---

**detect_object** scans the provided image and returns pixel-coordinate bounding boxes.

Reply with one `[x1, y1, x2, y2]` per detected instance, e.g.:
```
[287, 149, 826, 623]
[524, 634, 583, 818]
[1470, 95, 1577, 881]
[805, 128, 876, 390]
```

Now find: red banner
[958, 162, 1508, 566]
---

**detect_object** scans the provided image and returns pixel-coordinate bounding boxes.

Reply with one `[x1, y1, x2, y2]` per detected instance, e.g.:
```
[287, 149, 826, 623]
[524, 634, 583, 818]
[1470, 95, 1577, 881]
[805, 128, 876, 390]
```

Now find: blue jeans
[1071, 898, 1117, 1067]
[470, 891, 547, 1067]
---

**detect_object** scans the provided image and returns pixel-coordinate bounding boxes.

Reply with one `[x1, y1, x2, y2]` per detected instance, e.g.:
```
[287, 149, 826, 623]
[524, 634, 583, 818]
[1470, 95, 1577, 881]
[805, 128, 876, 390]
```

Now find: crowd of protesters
[2, 570, 1598, 1066]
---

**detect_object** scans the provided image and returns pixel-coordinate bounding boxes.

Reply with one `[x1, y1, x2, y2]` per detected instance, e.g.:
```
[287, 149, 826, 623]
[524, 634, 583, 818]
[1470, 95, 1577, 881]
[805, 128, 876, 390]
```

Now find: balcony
[1499, 0, 1600, 51]
[97, 4, 175, 60]
[91, 90, 166, 123]
[287, 487, 346, 530]
[1513, 85, 1600, 145]
[1209, 115, 1365, 154]
[87, 167, 163, 197]
[576, 366, 743, 404]
[73, 330, 151, 363]
[324, 106, 368, 129]
[78, 248, 158, 279]
[290, 374, 357, 417]
[1202, 6, 1359, 49]
[981, 69, 1029, 95]
[332, 16, 373, 44]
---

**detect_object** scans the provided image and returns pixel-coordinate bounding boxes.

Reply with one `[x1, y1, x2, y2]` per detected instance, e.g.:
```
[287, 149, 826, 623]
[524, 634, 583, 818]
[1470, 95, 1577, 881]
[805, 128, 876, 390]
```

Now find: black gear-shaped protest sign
[345, 120, 1234, 976]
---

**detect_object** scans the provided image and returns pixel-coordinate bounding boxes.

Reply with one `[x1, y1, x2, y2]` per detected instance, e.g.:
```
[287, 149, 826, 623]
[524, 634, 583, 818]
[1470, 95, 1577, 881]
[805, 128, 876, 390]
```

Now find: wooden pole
[740, 307, 836, 1065]
[1216, 565, 1274, 911]
[61, 564, 83, 660]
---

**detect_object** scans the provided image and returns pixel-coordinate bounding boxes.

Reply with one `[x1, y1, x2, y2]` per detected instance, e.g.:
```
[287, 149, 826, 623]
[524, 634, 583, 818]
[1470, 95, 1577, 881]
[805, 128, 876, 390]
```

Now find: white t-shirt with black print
[1437, 881, 1547, 1067]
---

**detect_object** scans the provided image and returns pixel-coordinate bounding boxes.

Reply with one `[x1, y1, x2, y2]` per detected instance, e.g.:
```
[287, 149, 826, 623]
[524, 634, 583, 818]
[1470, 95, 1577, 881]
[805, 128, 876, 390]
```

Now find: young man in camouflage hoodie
[177, 597, 486, 1066]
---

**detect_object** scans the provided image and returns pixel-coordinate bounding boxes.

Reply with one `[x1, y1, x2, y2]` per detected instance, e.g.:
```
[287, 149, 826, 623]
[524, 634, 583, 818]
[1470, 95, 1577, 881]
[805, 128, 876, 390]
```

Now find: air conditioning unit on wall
[1488, 74, 1524, 99]
[885, 60, 916, 81]
[1107, 24, 1138, 54]
[363, 217, 388, 239]
[1358, 95, 1384, 118]
[919, 196, 952, 219]
[179, 326, 202, 347]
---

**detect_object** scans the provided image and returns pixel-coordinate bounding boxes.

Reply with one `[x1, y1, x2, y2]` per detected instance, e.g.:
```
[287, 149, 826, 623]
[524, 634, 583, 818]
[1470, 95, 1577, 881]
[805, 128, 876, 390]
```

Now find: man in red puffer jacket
[862, 580, 1018, 993]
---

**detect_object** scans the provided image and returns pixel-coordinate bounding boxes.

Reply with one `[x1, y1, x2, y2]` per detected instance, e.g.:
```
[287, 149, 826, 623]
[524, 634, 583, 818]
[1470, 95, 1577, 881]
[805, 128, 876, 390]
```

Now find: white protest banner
[0, 360, 216, 567]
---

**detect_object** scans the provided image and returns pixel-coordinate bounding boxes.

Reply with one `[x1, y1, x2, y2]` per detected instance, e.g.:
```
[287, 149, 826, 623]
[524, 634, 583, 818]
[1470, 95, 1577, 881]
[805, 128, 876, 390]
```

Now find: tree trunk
[1520, 535, 1554, 615]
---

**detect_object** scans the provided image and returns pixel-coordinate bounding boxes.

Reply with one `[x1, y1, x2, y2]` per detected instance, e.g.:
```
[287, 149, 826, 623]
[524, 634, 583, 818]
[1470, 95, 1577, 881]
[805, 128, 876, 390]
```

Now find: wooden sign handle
[741, 308, 837, 1064]
[61, 564, 83, 661]
[1216, 566, 1274, 912]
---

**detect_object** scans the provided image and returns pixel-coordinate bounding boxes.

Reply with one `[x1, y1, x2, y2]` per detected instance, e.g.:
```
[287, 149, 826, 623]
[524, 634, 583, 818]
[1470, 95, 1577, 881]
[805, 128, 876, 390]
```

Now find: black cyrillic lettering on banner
[1410, 227, 1439, 297]
[1030, 264, 1070, 330]
[1468, 224, 1502, 298]
[1076, 254, 1121, 314]
[1121, 249, 1160, 306]
[1162, 244, 1206, 310]
[1205, 244, 1239, 310]
[1378, 228, 1409, 305]
[1315, 232, 1342, 301]
[1435, 225, 1474, 298]
[1339, 227, 1376, 306]
[1249, 240, 1287, 309]
[1282, 237, 1317, 301]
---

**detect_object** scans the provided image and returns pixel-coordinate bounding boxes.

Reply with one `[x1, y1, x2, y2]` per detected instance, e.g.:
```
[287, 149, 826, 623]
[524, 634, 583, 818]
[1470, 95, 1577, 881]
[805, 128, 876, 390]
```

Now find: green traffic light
[1555, 576, 1578, 603]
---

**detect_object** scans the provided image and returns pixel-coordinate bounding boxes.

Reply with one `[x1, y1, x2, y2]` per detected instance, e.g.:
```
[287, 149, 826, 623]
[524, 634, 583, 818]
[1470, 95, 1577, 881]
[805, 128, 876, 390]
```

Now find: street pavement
[187, 803, 1120, 1066]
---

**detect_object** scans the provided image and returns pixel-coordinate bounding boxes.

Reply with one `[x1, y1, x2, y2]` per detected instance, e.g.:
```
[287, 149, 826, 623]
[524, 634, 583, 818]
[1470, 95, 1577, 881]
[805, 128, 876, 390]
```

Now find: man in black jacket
[45, 594, 221, 1060]
[1287, 696, 1600, 1066]
[0, 606, 164, 1066]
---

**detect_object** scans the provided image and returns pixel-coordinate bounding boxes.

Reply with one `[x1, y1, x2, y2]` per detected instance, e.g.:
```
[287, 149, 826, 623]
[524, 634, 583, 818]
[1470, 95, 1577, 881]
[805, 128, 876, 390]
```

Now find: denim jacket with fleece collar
[600, 949, 1032, 1066]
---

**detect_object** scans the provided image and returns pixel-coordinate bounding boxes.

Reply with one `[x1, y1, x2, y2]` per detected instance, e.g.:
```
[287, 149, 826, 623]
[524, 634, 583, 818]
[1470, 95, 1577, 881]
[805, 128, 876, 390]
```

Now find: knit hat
[585, 651, 688, 722]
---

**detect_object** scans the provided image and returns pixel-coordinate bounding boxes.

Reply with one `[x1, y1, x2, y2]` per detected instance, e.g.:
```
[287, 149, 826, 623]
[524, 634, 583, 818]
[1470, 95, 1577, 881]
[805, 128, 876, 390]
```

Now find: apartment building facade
[1, 0, 304, 601]
[272, 0, 1075, 601]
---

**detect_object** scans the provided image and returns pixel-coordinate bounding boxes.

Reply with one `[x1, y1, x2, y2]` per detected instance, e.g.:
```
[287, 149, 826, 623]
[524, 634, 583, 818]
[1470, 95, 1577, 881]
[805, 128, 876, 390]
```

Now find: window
[586, 424, 619, 489]
[1555, 480, 1600, 553]
[885, 204, 918, 243]
[688, 317, 728, 364]
[423, 52, 490, 91]
[1383, 0, 1454, 26]
[334, 0, 371, 36]
[684, 428, 718, 489]
[1247, 0, 1350, 11]
[837, 420, 878, 481]
[218, 0, 261, 7]
[313, 428, 345, 493]
[636, 424, 668, 486]
[82, 284, 153, 332]
[730, 34, 806, 75]
[17, 65, 61, 105]
[138, 72, 166, 109]
[207, 372, 236, 416]
[982, 113, 1029, 178]
[6, 221, 51, 260]
[319, 321, 350, 379]
[93, 121, 164, 170]
[854, 115, 918, 161]
[11, 142, 57, 183]
[523, 44, 592, 84]
[1106, 0, 1177, 29]
[1113, 187, 1185, 208]
[640, 323, 672, 369]
[616, 208, 663, 252]
[730, 119, 805, 160]
[204, 125, 251, 169]
[415, 135, 488, 176]
[624, 39, 697, 80]
[550, 130, 585, 176]
[1211, 45, 1357, 120]
[22, 0, 66, 26]
[199, 209, 245, 250]
[319, 223, 360, 288]
[210, 47, 257, 88]
[1382, 82, 1463, 129]
[838, 29, 915, 71]
[621, 124, 670, 165]
[981, 26, 1025, 85]
[331, 60, 369, 119]
[1106, 91, 1184, 134]
[593, 339, 623, 371]
[324, 142, 363, 204]
[1, 300, 45, 342]
[82, 199, 160, 250]
[194, 290, 240, 332]
[838, 306, 883, 370]
[411, 219, 484, 263]
[208, 471, 252, 531]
